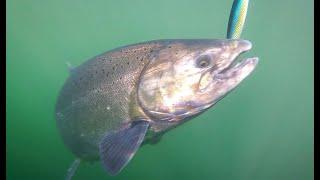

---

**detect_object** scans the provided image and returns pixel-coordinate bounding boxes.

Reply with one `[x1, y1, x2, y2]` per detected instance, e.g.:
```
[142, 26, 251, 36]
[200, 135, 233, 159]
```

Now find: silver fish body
[55, 39, 258, 175]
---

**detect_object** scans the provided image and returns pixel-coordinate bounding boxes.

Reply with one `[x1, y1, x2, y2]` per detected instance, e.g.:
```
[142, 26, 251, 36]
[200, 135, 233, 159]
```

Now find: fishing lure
[227, 0, 250, 39]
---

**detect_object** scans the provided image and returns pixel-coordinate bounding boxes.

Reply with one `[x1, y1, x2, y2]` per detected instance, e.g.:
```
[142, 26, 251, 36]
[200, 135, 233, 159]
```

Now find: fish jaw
[202, 57, 259, 106]
[215, 57, 259, 84]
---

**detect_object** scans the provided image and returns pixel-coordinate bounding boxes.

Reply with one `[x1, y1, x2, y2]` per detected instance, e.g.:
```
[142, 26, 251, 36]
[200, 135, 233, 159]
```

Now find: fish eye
[196, 55, 211, 68]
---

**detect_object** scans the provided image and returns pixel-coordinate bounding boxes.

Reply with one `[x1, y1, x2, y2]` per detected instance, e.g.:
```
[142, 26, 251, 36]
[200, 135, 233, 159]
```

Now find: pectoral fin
[99, 120, 149, 175]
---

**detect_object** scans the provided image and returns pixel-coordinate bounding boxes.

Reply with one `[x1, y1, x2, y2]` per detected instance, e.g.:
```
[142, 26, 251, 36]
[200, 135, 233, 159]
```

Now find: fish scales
[56, 41, 164, 160]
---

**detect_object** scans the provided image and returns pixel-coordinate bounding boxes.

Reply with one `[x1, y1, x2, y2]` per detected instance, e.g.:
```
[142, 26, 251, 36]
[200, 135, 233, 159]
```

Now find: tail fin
[65, 158, 81, 180]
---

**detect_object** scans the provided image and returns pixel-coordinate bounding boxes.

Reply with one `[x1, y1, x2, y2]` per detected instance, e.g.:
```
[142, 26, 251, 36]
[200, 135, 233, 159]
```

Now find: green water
[6, 0, 313, 179]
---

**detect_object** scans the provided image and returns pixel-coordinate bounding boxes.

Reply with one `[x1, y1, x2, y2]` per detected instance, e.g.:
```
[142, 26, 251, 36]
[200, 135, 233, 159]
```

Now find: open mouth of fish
[198, 41, 258, 93]
[194, 43, 259, 117]
[215, 42, 259, 81]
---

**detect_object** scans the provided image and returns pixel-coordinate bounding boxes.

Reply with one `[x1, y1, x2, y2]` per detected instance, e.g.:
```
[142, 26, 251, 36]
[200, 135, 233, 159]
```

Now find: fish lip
[219, 40, 253, 74]
[198, 42, 257, 92]
[199, 56, 258, 109]
[215, 57, 259, 80]
[234, 40, 252, 54]
[215, 40, 258, 78]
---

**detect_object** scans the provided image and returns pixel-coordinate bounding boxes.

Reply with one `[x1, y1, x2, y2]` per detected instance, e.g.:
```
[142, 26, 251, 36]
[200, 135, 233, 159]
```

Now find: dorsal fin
[66, 61, 76, 74]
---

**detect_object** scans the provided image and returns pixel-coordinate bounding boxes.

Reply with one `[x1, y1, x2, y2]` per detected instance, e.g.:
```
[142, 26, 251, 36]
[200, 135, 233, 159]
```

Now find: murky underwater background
[6, 0, 313, 179]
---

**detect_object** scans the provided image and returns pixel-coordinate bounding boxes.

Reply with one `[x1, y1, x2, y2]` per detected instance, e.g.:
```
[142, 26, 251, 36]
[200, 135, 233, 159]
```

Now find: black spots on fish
[72, 77, 83, 89]
[120, 49, 130, 55]
[98, 57, 110, 64]
[96, 88, 104, 94]
[112, 63, 124, 72]
[107, 58, 113, 63]
[168, 46, 172, 49]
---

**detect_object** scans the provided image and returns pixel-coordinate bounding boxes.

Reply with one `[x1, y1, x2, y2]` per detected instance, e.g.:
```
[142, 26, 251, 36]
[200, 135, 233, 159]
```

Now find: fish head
[138, 39, 258, 122]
